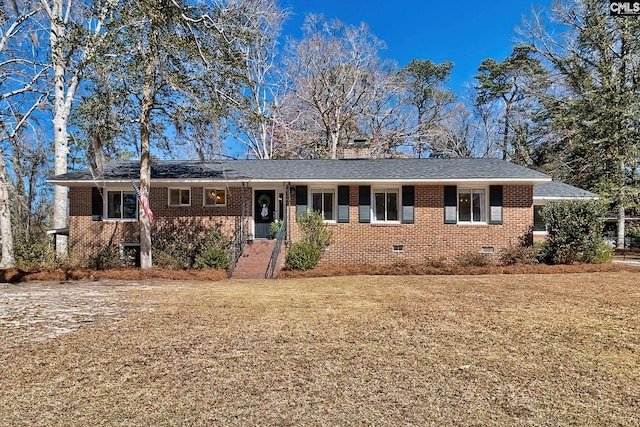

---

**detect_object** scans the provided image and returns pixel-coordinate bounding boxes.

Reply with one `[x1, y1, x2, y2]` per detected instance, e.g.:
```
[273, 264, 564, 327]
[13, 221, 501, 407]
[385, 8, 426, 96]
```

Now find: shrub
[13, 234, 55, 270]
[298, 211, 332, 249]
[456, 251, 493, 267]
[581, 240, 613, 264]
[193, 229, 230, 269]
[540, 200, 608, 264]
[285, 242, 321, 271]
[499, 245, 540, 266]
[152, 233, 193, 269]
[194, 247, 229, 269]
[152, 227, 230, 270]
[88, 245, 122, 270]
[285, 211, 332, 271]
[423, 256, 447, 268]
[626, 223, 640, 250]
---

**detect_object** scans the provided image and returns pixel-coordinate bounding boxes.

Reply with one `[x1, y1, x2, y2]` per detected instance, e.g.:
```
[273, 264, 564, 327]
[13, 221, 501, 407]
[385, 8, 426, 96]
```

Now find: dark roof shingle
[50, 158, 551, 183]
[533, 181, 598, 199]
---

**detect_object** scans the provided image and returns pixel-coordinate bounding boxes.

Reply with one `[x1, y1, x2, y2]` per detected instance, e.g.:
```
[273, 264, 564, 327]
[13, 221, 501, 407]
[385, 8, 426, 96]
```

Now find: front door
[254, 190, 276, 239]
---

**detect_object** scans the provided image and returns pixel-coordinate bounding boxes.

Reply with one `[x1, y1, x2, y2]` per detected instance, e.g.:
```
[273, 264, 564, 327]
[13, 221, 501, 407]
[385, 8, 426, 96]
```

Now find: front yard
[1, 273, 639, 425]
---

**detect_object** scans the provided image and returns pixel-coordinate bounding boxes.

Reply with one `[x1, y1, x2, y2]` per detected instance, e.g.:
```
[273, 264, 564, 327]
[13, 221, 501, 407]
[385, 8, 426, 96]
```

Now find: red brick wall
[69, 184, 534, 266]
[286, 185, 533, 265]
[68, 186, 248, 259]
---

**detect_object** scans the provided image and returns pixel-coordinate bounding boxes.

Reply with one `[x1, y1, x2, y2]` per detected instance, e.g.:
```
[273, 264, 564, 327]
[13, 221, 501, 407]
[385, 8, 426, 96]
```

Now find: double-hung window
[107, 190, 138, 220]
[169, 188, 191, 206]
[458, 188, 486, 223]
[311, 188, 335, 221]
[373, 188, 399, 222]
[203, 188, 226, 207]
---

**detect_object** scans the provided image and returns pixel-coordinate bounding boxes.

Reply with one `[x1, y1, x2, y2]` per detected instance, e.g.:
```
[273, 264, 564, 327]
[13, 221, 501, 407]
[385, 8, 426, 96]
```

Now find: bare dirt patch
[0, 281, 158, 344]
[1, 273, 639, 426]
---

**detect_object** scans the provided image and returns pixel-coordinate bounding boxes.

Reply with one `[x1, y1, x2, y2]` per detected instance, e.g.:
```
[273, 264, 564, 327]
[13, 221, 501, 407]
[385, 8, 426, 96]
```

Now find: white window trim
[203, 188, 227, 207]
[104, 189, 138, 222]
[457, 187, 488, 224]
[309, 187, 337, 223]
[168, 187, 191, 207]
[372, 187, 401, 224]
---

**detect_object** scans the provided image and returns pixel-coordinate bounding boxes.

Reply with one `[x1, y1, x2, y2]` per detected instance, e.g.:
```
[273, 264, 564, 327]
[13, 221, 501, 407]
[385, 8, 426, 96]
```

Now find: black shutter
[296, 185, 307, 218]
[444, 185, 457, 224]
[91, 187, 103, 221]
[401, 185, 415, 224]
[489, 185, 503, 225]
[337, 185, 350, 223]
[358, 186, 371, 223]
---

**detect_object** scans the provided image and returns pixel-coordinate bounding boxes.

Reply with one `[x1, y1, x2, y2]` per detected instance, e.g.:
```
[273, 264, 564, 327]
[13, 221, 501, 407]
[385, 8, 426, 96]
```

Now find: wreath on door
[257, 194, 271, 208]
[258, 194, 271, 219]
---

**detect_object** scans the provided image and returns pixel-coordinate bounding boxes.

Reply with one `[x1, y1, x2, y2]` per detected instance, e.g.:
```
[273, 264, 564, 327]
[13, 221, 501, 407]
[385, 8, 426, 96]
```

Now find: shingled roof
[49, 158, 550, 184]
[533, 181, 598, 199]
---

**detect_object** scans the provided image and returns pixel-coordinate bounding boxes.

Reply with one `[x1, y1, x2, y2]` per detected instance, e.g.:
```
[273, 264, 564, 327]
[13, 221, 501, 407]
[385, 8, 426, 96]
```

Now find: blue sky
[280, 0, 553, 95]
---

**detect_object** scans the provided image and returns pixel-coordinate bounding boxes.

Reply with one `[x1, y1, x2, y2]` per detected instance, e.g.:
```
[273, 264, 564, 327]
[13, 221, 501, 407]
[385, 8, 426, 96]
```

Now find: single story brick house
[48, 158, 597, 269]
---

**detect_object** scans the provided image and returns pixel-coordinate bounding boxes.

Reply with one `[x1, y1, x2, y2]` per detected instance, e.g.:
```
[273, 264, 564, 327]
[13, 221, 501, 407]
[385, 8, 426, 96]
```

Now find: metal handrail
[228, 183, 250, 276]
[228, 217, 250, 275]
[265, 225, 285, 279]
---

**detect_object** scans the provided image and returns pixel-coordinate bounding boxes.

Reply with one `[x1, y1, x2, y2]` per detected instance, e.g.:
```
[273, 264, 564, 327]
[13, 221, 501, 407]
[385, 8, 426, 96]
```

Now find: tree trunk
[0, 154, 15, 268]
[617, 202, 625, 250]
[330, 129, 339, 159]
[501, 103, 510, 161]
[139, 21, 159, 270]
[50, 0, 71, 258]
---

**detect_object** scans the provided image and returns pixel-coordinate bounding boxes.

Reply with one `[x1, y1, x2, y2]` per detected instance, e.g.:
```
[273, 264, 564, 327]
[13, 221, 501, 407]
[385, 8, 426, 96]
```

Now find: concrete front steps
[232, 240, 276, 279]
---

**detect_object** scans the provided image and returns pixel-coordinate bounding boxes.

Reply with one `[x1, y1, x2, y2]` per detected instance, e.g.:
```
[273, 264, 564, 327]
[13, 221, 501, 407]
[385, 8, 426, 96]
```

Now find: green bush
[193, 229, 230, 269]
[152, 227, 230, 270]
[13, 234, 55, 270]
[540, 200, 608, 264]
[152, 233, 193, 269]
[285, 242, 321, 271]
[298, 211, 332, 249]
[194, 247, 229, 269]
[581, 241, 613, 264]
[626, 223, 640, 250]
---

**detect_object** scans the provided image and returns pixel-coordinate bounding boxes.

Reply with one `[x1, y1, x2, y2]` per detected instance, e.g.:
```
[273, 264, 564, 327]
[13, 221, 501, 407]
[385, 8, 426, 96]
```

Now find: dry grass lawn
[1, 272, 639, 426]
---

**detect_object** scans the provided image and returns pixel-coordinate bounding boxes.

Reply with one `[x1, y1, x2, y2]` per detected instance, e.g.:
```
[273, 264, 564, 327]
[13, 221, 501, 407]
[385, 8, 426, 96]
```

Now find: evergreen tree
[524, 0, 640, 248]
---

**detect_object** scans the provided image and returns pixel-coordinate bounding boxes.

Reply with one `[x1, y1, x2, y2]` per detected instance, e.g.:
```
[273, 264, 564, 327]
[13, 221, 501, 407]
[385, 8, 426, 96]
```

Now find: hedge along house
[49, 158, 590, 272]
[531, 181, 599, 242]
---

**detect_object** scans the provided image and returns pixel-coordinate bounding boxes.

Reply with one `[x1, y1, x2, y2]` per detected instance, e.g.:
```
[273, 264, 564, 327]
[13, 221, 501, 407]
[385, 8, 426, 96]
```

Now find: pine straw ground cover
[1, 273, 639, 426]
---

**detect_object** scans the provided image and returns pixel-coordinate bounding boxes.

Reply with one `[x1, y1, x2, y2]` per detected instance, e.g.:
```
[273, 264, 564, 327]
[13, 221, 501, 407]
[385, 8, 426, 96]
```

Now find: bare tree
[39, 0, 116, 258]
[220, 0, 287, 159]
[361, 63, 411, 157]
[281, 15, 385, 159]
[427, 103, 492, 158]
[0, 0, 48, 268]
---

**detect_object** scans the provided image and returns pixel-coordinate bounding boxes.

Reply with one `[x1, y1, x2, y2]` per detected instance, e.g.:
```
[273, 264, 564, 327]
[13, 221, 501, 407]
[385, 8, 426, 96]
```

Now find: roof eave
[49, 177, 551, 186]
[533, 195, 599, 201]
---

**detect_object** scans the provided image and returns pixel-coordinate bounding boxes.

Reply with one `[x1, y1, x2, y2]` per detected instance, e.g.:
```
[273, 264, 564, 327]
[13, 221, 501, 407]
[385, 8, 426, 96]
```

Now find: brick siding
[68, 186, 248, 260]
[69, 183, 533, 265]
[286, 185, 533, 265]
